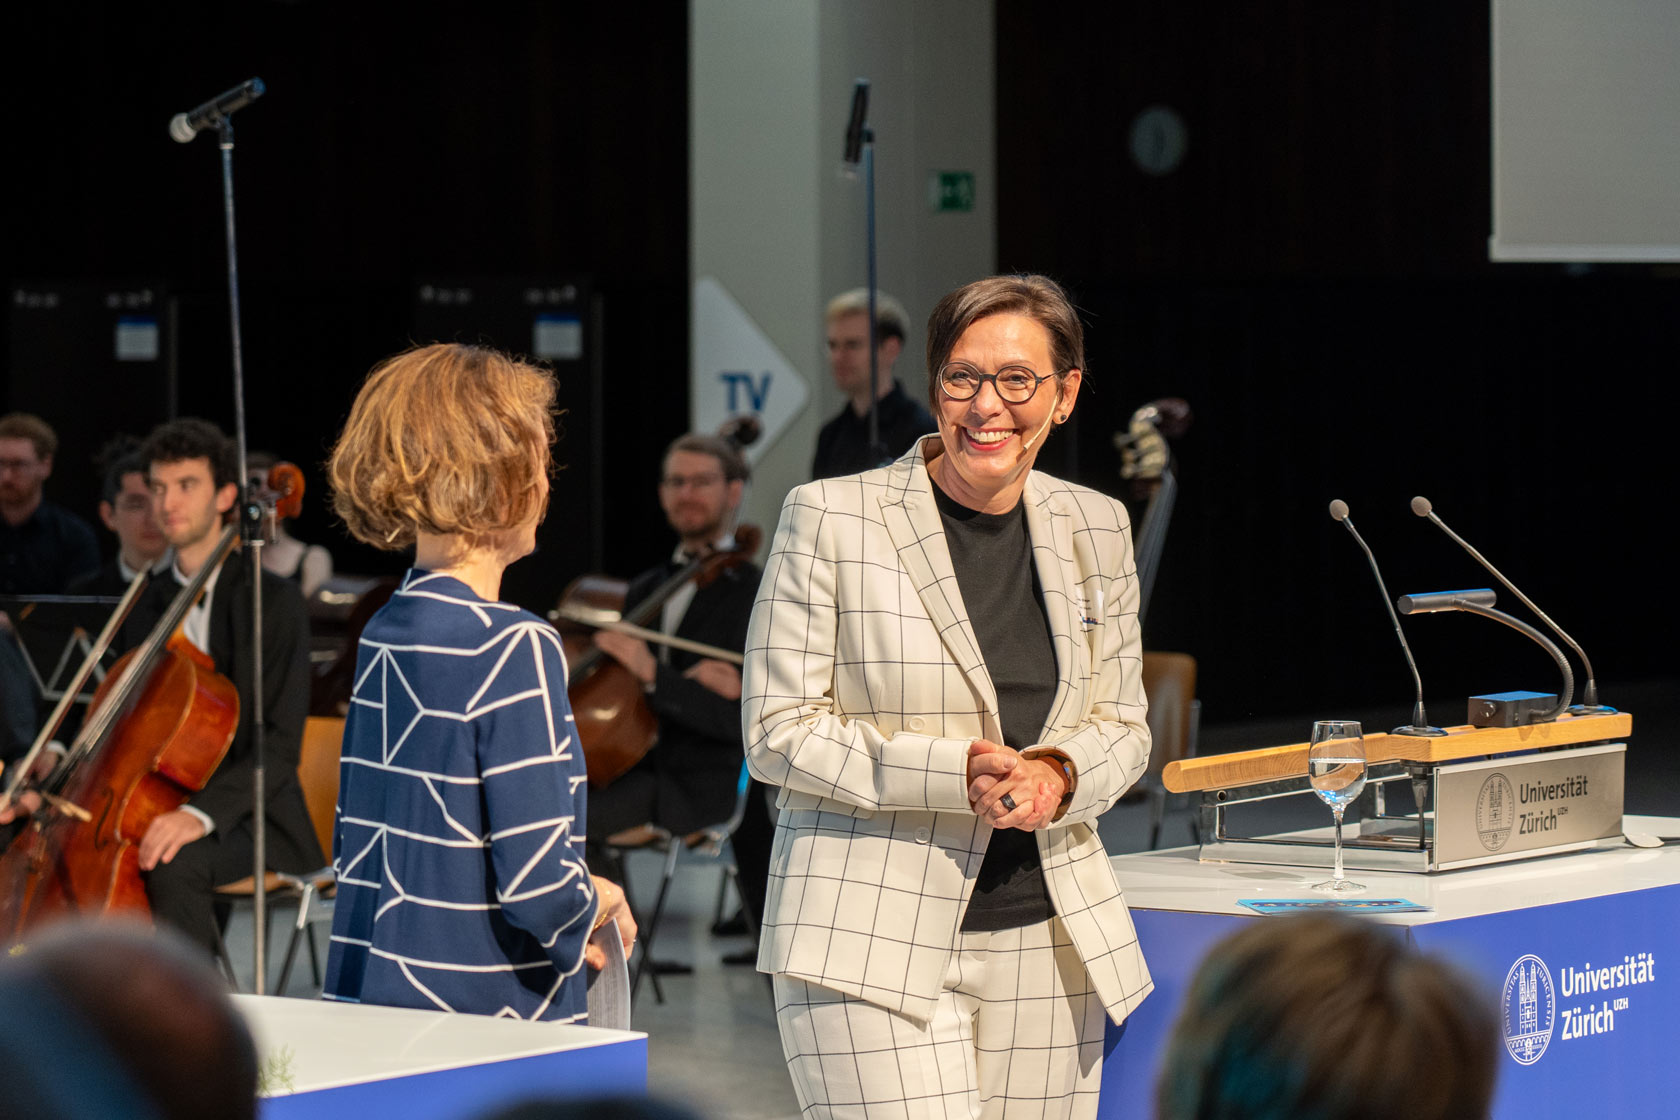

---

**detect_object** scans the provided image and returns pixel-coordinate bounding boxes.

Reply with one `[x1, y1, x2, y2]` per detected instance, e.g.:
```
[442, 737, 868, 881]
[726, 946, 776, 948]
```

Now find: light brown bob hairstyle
[328, 343, 556, 553]
[923, 274, 1086, 410]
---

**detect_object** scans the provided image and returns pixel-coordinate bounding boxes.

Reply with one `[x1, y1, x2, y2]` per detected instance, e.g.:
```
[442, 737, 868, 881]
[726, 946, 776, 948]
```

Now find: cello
[0, 460, 306, 938]
[549, 415, 764, 788]
[0, 523, 241, 937]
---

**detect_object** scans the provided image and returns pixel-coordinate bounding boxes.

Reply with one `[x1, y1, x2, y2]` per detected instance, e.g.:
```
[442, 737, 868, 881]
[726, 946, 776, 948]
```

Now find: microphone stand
[862, 127, 883, 466]
[841, 78, 885, 467]
[213, 115, 271, 995]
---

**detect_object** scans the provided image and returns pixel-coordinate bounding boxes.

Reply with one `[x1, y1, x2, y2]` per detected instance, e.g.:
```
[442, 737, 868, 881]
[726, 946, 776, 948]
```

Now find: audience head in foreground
[0, 920, 257, 1120]
[1156, 913, 1498, 1120]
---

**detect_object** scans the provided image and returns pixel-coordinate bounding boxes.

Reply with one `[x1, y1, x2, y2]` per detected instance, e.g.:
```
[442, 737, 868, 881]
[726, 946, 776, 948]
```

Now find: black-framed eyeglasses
[660, 471, 725, 491]
[936, 363, 1059, 404]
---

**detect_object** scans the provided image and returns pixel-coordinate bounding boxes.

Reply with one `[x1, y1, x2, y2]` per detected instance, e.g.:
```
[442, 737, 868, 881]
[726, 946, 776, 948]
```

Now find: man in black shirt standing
[810, 289, 936, 479]
[0, 413, 100, 755]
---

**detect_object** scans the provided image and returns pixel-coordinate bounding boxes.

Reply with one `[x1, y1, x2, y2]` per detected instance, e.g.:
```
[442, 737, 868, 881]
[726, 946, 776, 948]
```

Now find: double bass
[1114, 397, 1192, 626]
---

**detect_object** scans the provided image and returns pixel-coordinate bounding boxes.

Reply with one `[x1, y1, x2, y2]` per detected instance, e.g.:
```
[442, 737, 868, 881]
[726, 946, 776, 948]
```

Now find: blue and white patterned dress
[322, 570, 597, 1022]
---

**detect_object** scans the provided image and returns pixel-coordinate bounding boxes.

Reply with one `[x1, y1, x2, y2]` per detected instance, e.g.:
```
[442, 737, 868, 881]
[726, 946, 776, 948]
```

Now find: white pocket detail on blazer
[1079, 586, 1103, 630]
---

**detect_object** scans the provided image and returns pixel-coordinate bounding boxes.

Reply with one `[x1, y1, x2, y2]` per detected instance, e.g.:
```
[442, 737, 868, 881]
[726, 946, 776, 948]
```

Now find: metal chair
[210, 715, 342, 992]
[604, 764, 753, 1003]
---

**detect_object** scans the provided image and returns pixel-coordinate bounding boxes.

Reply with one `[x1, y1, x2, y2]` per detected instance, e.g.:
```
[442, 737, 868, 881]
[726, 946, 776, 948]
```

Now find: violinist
[122, 418, 322, 951]
[588, 435, 762, 893]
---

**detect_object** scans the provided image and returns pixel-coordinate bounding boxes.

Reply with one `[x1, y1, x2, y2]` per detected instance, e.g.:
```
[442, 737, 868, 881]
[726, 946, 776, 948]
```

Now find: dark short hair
[1156, 914, 1498, 1120]
[140, 418, 239, 492]
[94, 435, 148, 505]
[0, 412, 58, 460]
[923, 274, 1086, 410]
[0, 921, 258, 1120]
[664, 433, 750, 484]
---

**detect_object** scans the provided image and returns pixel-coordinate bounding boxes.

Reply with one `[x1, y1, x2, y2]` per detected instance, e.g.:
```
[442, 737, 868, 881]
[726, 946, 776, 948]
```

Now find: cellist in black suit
[118, 419, 323, 952]
[588, 433, 766, 927]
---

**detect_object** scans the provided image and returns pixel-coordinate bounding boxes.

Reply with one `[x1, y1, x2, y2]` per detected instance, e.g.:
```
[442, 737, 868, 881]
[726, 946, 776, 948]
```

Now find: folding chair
[604, 763, 753, 1003]
[211, 715, 342, 992]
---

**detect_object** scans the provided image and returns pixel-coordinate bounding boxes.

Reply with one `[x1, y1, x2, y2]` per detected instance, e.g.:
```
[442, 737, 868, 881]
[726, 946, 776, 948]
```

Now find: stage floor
[220, 676, 1678, 1120]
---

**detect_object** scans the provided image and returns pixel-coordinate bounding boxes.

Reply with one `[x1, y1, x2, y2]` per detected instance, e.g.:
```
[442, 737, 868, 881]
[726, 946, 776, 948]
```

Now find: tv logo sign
[692, 277, 808, 459]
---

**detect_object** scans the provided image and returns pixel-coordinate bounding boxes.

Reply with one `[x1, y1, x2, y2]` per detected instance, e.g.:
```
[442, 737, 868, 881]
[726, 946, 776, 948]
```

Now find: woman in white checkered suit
[743, 275, 1153, 1119]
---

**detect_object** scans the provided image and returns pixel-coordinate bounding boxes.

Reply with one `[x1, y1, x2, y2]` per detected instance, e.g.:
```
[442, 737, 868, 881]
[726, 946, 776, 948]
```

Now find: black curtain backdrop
[5, 3, 1672, 726]
[4, 3, 690, 604]
[996, 1, 1677, 724]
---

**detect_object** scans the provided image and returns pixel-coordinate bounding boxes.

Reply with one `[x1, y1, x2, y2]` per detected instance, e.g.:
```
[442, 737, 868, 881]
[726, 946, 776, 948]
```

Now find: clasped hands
[966, 739, 1065, 832]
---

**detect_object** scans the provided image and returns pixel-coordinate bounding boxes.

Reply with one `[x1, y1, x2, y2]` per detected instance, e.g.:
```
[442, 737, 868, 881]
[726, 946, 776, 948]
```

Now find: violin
[550, 526, 762, 788]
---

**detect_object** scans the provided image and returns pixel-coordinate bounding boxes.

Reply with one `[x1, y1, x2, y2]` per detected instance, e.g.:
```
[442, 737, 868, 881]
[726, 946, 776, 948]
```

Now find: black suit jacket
[623, 557, 761, 826]
[122, 549, 324, 873]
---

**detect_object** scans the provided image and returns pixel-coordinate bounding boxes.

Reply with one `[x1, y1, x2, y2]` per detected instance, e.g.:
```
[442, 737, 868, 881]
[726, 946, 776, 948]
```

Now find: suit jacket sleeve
[191, 570, 311, 834]
[742, 486, 975, 815]
[478, 622, 598, 977]
[1021, 507, 1152, 827]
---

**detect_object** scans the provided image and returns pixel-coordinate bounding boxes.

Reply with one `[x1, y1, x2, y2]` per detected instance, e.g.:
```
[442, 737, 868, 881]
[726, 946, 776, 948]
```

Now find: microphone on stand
[1410, 495, 1612, 714]
[1397, 587, 1574, 724]
[843, 79, 870, 165]
[169, 78, 266, 143]
[1329, 499, 1445, 736]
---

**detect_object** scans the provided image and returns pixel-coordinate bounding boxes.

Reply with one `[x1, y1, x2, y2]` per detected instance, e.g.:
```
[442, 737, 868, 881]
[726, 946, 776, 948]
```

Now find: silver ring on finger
[999, 793, 1018, 812]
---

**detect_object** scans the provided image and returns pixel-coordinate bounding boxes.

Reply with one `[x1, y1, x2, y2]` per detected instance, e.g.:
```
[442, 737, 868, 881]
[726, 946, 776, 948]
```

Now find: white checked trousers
[773, 918, 1107, 1119]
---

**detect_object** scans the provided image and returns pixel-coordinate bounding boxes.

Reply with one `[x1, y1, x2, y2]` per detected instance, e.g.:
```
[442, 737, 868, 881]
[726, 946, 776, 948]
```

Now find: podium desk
[1100, 816, 1680, 1119]
[236, 996, 647, 1119]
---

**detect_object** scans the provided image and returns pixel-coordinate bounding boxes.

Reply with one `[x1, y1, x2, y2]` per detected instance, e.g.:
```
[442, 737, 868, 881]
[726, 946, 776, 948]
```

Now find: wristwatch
[1023, 747, 1077, 820]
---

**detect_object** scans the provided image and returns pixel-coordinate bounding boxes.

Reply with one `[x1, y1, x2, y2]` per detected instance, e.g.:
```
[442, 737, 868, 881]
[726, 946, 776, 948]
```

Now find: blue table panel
[1410, 885, 1678, 1120]
[1098, 910, 1250, 1118]
[1101, 882, 1678, 1119]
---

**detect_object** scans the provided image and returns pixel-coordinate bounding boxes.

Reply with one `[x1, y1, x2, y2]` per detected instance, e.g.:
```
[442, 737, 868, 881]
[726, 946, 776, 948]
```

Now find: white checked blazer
[742, 438, 1154, 1027]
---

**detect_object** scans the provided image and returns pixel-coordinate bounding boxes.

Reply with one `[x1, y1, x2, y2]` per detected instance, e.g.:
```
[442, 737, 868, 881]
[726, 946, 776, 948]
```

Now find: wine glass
[1308, 720, 1367, 893]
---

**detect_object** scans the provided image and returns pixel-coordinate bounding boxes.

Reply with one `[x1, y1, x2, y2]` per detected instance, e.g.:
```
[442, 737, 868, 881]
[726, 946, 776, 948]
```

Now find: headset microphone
[1020, 392, 1061, 452]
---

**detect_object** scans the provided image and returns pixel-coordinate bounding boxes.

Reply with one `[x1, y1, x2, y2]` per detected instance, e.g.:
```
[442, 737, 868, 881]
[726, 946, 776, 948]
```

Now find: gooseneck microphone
[1397, 587, 1574, 723]
[1411, 495, 1611, 714]
[1328, 500, 1445, 736]
[169, 78, 266, 143]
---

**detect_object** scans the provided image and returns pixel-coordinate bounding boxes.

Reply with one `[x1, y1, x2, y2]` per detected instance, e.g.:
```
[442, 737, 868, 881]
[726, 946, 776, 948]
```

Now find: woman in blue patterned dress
[321, 342, 633, 1022]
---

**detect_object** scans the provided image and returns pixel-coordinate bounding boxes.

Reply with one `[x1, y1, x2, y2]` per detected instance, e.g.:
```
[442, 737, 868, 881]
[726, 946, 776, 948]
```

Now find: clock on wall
[1128, 105, 1189, 176]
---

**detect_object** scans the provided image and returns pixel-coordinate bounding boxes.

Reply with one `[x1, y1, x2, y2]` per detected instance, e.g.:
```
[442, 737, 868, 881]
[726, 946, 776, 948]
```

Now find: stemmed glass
[1308, 720, 1367, 893]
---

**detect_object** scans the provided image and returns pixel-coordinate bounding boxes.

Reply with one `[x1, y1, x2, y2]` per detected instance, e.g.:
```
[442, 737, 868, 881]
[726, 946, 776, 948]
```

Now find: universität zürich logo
[1502, 954, 1555, 1065]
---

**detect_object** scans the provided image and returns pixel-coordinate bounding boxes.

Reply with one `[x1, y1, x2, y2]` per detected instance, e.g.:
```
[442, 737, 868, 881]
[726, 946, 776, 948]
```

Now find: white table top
[234, 995, 646, 1096]
[1110, 815, 1680, 925]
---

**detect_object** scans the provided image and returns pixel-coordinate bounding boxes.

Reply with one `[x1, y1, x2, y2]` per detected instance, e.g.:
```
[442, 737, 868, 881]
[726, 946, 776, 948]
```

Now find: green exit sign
[928, 171, 975, 213]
